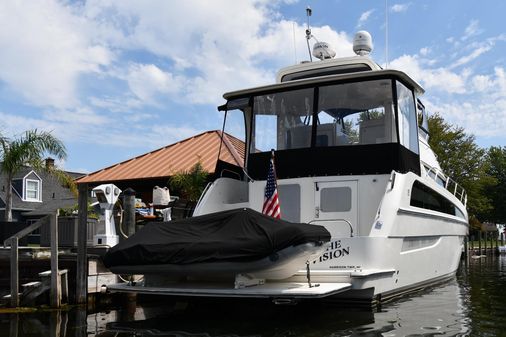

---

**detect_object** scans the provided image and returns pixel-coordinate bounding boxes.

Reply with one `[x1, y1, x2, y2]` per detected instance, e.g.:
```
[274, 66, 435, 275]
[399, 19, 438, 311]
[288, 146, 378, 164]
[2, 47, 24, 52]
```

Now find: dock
[0, 246, 116, 307]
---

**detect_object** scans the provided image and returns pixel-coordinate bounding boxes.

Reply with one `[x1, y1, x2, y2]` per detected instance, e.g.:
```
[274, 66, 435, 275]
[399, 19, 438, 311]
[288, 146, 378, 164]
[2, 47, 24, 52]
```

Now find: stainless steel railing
[425, 166, 467, 206]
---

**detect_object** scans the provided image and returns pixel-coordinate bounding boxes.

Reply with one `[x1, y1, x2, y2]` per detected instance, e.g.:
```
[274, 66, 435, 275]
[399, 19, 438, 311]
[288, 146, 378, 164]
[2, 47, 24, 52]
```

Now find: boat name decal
[316, 239, 350, 263]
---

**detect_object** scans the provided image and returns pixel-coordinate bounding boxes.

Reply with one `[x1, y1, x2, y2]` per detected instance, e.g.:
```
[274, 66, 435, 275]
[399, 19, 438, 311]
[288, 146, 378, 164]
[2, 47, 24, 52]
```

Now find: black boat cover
[103, 208, 330, 268]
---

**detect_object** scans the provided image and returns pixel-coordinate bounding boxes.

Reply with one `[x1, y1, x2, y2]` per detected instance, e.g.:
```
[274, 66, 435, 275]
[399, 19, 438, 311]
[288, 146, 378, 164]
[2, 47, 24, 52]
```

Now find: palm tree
[0, 129, 72, 221]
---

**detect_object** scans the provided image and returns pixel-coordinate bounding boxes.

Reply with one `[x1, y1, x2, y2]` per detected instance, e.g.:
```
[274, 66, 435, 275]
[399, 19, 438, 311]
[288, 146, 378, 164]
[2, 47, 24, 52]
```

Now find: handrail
[220, 168, 242, 180]
[3, 215, 50, 247]
[308, 218, 354, 237]
[4, 213, 63, 308]
[425, 166, 467, 206]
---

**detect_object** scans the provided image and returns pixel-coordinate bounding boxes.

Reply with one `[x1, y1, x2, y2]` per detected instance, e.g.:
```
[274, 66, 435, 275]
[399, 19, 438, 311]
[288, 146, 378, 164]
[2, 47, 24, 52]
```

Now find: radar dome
[353, 31, 373, 56]
[312, 41, 336, 60]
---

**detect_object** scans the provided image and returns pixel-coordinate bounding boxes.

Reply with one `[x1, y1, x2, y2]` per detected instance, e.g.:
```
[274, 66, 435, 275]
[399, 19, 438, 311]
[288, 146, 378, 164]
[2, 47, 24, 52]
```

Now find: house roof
[0, 165, 82, 214]
[76, 130, 246, 184]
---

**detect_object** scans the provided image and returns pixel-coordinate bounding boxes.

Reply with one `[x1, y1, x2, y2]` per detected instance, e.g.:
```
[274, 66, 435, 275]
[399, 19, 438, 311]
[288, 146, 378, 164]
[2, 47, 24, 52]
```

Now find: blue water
[1, 255, 506, 336]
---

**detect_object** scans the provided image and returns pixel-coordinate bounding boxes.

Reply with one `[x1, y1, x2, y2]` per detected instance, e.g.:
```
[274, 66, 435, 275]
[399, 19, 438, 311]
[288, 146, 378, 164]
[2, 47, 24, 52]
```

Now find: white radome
[353, 30, 373, 56]
[312, 41, 336, 60]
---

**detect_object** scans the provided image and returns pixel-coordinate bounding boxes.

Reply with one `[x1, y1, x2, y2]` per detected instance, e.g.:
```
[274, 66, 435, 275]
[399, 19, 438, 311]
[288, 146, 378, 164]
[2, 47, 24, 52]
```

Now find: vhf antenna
[305, 6, 313, 62]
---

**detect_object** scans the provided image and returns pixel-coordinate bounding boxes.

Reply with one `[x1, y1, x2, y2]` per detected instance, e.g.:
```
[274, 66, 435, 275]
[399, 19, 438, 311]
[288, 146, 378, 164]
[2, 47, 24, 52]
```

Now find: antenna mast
[305, 6, 313, 62]
[385, 0, 389, 68]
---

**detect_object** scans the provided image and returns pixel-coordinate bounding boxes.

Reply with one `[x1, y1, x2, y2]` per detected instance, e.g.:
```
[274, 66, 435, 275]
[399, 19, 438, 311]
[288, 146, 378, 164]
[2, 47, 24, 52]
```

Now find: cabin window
[25, 179, 41, 202]
[243, 75, 422, 178]
[317, 79, 396, 147]
[396, 82, 419, 154]
[410, 180, 464, 219]
[252, 88, 314, 152]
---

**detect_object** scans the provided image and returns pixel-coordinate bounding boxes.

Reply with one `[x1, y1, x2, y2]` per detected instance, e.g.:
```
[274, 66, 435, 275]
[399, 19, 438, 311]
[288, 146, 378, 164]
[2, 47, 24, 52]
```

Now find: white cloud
[0, 112, 56, 138]
[148, 125, 205, 148]
[0, 0, 361, 171]
[0, 1, 113, 109]
[429, 97, 506, 138]
[472, 75, 492, 92]
[462, 19, 482, 41]
[127, 64, 184, 103]
[391, 60, 506, 139]
[89, 96, 144, 112]
[390, 55, 467, 94]
[0, 0, 355, 109]
[451, 45, 492, 68]
[42, 107, 110, 125]
[391, 3, 411, 13]
[357, 10, 374, 28]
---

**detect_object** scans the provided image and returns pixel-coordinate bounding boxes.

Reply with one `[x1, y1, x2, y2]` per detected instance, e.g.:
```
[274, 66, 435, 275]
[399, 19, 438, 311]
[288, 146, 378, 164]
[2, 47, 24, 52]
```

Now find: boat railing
[308, 218, 354, 237]
[425, 166, 467, 206]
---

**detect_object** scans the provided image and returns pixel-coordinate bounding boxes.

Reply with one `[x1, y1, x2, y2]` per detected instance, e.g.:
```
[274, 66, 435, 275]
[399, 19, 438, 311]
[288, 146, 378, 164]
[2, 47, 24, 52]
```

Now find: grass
[468, 240, 505, 249]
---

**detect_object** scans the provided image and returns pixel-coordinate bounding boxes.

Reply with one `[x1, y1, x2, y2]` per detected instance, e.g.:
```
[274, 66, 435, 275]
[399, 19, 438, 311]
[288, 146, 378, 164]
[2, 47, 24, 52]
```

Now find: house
[76, 130, 246, 215]
[0, 158, 84, 242]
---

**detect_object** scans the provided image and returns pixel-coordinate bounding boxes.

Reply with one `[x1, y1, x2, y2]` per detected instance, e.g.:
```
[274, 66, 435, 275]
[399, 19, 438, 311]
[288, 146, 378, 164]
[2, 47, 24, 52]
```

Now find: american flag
[262, 150, 281, 219]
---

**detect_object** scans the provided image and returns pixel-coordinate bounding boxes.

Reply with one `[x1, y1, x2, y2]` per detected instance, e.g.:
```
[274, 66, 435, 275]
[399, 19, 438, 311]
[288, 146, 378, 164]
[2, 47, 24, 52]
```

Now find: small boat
[106, 16, 468, 304]
[104, 208, 331, 289]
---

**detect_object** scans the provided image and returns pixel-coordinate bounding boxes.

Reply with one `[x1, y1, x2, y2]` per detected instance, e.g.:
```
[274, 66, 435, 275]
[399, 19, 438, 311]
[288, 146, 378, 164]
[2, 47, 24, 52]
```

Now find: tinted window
[410, 181, 464, 218]
[316, 79, 396, 147]
[396, 81, 419, 154]
[253, 88, 314, 151]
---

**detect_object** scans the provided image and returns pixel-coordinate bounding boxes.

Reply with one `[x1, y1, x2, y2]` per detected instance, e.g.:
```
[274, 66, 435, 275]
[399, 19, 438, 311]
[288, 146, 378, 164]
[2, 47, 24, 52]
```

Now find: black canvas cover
[103, 208, 330, 268]
[247, 143, 421, 180]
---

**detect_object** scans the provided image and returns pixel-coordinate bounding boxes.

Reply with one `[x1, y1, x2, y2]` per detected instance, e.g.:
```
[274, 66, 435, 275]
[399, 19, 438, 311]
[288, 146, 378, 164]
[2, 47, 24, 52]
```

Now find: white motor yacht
[107, 29, 468, 304]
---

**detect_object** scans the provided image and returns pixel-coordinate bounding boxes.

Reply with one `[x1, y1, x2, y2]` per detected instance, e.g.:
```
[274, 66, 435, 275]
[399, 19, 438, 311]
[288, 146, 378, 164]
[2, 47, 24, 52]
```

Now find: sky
[1, 0, 506, 173]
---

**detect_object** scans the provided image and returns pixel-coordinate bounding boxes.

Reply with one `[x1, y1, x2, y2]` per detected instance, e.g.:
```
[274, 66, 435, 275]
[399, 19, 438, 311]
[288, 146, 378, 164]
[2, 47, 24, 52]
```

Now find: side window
[410, 180, 464, 218]
[417, 100, 429, 136]
[396, 81, 419, 154]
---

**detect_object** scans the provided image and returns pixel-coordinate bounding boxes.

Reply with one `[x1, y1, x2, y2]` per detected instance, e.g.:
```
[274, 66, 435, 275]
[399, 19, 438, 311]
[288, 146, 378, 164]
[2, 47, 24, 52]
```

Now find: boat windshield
[251, 79, 404, 152]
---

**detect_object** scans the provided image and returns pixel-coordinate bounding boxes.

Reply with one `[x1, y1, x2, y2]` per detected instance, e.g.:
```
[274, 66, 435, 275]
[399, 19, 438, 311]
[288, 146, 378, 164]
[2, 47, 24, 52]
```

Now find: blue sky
[1, 0, 505, 173]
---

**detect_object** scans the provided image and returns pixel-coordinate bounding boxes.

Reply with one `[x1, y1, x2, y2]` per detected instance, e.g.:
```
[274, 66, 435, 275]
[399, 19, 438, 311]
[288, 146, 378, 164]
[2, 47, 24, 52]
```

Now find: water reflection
[100, 283, 467, 337]
[1, 309, 87, 337]
[1, 255, 506, 337]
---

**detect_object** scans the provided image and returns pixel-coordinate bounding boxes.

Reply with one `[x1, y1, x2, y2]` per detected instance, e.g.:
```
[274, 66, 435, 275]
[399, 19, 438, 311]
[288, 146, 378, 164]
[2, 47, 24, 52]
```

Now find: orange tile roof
[76, 130, 245, 184]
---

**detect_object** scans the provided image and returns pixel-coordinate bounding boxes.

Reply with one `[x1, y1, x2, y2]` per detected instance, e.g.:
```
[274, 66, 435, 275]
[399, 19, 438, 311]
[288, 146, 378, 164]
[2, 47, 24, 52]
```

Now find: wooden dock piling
[123, 188, 136, 237]
[50, 212, 60, 308]
[76, 183, 88, 305]
[9, 237, 19, 307]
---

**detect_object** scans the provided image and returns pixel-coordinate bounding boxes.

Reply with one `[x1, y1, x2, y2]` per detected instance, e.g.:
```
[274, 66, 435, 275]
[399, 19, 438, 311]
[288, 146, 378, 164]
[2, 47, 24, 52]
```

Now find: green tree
[169, 161, 209, 202]
[483, 146, 506, 223]
[427, 113, 494, 224]
[0, 129, 74, 221]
